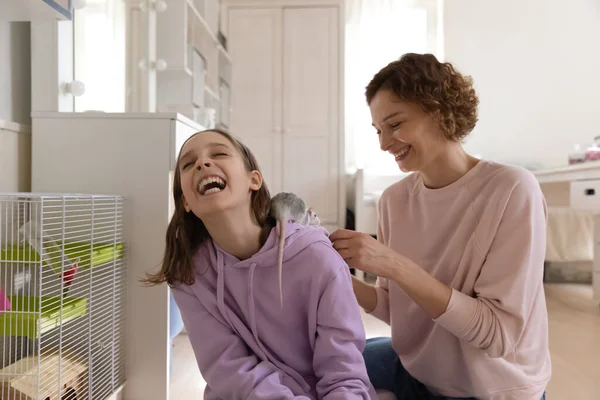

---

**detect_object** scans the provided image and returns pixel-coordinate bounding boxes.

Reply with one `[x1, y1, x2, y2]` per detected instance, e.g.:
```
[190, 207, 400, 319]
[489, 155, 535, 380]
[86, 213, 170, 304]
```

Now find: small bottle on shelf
[568, 144, 586, 165]
[584, 136, 600, 162]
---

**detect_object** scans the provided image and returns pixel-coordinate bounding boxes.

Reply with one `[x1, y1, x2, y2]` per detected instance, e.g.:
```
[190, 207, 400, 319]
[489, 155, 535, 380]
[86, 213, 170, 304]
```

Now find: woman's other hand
[329, 229, 409, 280]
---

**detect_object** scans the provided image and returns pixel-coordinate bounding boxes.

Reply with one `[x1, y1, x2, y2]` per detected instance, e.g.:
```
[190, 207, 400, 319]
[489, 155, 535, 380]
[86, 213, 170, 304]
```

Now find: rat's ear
[249, 170, 263, 191]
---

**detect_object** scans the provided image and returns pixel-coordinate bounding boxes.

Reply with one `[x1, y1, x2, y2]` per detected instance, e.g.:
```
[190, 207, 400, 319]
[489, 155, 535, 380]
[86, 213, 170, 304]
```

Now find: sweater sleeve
[312, 247, 375, 399]
[368, 277, 391, 325]
[171, 285, 310, 400]
[434, 171, 547, 358]
[367, 197, 391, 324]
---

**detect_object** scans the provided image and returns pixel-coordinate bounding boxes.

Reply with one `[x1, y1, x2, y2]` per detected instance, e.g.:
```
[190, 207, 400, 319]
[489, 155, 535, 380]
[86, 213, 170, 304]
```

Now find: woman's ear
[249, 170, 263, 191]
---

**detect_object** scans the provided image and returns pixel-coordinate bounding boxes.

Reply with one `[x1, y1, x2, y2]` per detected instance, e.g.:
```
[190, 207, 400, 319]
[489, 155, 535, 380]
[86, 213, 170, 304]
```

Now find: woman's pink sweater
[371, 160, 551, 399]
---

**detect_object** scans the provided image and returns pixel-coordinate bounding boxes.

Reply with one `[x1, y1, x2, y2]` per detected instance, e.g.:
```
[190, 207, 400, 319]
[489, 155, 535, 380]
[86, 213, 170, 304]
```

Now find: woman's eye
[213, 152, 228, 157]
[390, 122, 402, 129]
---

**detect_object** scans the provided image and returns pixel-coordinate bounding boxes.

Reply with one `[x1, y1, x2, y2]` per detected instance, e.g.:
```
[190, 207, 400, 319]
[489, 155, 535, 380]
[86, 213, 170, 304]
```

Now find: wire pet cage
[0, 194, 126, 400]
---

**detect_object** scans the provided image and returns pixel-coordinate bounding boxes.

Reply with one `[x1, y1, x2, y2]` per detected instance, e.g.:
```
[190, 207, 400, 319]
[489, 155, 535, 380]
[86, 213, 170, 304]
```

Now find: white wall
[0, 22, 31, 124]
[444, 0, 600, 170]
[0, 21, 32, 192]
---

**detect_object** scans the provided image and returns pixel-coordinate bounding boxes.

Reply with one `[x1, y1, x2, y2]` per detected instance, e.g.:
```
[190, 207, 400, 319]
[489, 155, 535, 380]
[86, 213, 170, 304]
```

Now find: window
[73, 0, 126, 112]
[345, 0, 443, 175]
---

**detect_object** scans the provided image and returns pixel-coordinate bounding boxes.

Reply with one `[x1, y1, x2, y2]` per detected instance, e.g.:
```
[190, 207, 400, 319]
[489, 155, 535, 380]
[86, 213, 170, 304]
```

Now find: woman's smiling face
[369, 88, 447, 174]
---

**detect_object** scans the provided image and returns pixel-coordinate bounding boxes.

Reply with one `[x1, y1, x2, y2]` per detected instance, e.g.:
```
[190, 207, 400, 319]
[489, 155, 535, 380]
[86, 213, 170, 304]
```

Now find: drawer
[570, 180, 600, 212]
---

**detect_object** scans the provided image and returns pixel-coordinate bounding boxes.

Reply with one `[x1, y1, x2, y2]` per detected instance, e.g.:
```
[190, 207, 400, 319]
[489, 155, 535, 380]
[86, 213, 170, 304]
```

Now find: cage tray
[0, 296, 87, 339]
[0, 242, 124, 270]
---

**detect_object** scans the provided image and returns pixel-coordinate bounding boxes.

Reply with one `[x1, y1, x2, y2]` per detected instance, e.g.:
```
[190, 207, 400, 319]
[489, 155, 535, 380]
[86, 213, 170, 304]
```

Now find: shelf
[0, 120, 31, 134]
[205, 86, 220, 102]
[157, 0, 230, 131]
[218, 45, 232, 64]
[186, 0, 219, 45]
[186, 0, 232, 62]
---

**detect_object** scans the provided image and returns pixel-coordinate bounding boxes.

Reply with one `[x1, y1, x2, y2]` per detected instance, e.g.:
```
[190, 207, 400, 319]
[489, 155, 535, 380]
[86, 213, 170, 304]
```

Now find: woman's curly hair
[366, 53, 479, 142]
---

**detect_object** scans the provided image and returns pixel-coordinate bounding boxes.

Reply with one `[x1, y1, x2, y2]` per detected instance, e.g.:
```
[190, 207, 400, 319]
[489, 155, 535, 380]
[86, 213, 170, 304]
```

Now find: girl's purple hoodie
[171, 222, 377, 400]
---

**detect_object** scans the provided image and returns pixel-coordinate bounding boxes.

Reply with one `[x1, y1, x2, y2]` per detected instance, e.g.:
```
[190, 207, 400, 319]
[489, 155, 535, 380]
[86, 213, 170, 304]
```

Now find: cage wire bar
[0, 193, 126, 400]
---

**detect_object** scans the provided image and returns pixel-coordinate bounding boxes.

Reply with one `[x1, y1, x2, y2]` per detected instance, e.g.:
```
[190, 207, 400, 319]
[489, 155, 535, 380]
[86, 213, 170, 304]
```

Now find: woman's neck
[420, 143, 479, 189]
[202, 209, 264, 260]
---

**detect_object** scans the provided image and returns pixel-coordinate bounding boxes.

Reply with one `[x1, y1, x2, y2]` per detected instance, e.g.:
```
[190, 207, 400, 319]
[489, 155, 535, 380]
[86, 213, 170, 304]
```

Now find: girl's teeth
[199, 176, 226, 194]
[203, 187, 222, 195]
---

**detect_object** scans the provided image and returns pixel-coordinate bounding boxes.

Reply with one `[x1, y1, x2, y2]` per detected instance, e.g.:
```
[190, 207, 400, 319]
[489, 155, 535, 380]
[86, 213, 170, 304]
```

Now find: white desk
[533, 161, 600, 301]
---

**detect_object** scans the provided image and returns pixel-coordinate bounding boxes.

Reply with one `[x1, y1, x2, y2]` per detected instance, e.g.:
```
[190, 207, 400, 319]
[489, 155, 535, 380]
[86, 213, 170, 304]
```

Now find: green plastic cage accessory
[0, 241, 124, 271]
[0, 296, 87, 339]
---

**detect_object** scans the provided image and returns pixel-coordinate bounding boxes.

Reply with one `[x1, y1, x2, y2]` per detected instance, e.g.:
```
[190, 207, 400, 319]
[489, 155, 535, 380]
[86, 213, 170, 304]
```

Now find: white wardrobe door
[282, 6, 340, 225]
[228, 7, 283, 195]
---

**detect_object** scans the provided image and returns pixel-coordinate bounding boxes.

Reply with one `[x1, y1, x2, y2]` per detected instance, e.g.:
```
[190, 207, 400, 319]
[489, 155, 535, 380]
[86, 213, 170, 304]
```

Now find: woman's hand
[329, 229, 452, 318]
[329, 229, 410, 280]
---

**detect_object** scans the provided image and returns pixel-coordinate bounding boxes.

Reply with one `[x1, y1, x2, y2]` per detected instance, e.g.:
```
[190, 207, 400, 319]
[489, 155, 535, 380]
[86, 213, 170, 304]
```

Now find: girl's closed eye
[182, 160, 195, 169]
[390, 122, 403, 129]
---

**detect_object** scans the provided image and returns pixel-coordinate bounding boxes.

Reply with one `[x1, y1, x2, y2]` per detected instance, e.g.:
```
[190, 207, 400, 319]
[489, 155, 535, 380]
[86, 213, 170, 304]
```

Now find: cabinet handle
[63, 80, 86, 97]
[585, 188, 596, 196]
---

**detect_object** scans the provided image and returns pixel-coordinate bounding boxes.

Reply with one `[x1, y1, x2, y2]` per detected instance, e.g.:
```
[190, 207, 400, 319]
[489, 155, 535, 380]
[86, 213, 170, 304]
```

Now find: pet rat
[269, 192, 321, 307]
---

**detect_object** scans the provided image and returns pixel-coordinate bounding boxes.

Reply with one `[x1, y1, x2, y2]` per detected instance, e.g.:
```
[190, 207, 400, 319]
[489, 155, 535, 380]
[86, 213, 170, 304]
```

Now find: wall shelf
[156, 0, 232, 129]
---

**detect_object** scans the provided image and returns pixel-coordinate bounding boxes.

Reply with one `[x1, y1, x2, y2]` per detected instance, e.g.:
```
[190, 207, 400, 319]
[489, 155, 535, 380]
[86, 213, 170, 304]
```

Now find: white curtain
[345, 0, 442, 175]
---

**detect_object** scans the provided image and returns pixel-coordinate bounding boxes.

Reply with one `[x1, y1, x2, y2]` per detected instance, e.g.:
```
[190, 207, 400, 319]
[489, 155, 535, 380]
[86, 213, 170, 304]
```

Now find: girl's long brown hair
[141, 129, 272, 286]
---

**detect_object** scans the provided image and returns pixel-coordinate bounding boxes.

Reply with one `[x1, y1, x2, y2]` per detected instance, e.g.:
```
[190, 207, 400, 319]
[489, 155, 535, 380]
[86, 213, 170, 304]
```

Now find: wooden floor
[169, 283, 600, 399]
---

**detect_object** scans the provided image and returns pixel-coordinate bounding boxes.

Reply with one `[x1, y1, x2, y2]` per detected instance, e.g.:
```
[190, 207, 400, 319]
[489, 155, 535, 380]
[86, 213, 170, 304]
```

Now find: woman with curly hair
[330, 53, 551, 399]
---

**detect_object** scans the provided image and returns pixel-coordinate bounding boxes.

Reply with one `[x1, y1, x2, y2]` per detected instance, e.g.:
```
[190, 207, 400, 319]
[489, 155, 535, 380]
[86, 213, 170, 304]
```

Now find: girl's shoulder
[285, 232, 347, 283]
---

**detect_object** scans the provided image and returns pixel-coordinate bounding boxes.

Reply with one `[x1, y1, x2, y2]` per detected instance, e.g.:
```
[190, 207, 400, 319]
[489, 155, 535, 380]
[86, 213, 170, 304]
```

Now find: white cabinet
[30, 112, 203, 400]
[223, 0, 345, 231]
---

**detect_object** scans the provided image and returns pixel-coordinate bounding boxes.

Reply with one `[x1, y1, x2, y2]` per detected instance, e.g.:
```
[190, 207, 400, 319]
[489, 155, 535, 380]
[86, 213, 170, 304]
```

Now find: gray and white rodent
[269, 192, 321, 306]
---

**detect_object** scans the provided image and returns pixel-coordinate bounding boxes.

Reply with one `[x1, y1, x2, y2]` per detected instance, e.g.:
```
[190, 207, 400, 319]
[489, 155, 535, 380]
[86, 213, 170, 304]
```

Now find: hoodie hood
[208, 221, 330, 269]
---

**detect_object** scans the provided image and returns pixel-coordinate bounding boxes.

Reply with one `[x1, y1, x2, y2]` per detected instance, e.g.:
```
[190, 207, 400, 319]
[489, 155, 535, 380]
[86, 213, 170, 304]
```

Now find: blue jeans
[363, 337, 546, 400]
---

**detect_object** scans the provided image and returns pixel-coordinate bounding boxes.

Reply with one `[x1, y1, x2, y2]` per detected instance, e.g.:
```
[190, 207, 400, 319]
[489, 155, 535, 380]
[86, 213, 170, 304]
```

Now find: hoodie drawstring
[216, 250, 236, 329]
[247, 262, 260, 348]
[247, 263, 312, 393]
